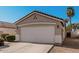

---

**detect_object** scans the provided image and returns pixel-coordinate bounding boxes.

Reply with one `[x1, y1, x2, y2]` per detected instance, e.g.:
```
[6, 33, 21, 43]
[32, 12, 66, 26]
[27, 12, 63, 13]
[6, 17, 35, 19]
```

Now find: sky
[0, 6, 79, 23]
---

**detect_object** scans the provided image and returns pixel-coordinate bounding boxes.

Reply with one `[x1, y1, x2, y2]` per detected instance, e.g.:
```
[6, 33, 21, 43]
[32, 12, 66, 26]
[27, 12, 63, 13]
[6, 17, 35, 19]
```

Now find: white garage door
[20, 25, 55, 43]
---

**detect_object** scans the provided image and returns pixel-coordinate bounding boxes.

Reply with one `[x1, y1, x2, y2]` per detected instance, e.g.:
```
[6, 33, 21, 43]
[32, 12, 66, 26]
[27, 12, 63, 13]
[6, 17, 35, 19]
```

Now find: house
[15, 11, 66, 45]
[0, 21, 16, 35]
[71, 23, 79, 38]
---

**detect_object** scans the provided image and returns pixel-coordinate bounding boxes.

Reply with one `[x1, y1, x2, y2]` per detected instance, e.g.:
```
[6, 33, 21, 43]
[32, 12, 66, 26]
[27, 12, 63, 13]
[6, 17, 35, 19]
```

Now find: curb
[47, 45, 55, 53]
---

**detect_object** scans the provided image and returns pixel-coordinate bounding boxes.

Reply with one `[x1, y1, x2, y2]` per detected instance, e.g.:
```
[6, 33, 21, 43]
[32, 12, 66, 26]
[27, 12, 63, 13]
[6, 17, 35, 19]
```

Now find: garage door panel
[20, 25, 55, 43]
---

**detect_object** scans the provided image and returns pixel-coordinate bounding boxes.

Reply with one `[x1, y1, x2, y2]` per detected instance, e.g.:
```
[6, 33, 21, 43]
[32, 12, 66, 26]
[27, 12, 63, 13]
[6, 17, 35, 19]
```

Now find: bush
[1, 34, 9, 41]
[6, 35, 15, 42]
[0, 38, 4, 46]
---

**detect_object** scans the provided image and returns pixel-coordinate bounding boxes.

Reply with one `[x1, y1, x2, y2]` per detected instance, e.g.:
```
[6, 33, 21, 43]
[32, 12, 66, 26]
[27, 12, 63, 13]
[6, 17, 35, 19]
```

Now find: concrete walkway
[0, 42, 53, 53]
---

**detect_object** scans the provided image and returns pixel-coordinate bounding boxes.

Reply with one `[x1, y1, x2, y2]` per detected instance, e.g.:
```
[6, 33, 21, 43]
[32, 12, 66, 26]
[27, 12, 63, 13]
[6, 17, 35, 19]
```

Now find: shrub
[6, 35, 15, 42]
[0, 38, 4, 46]
[1, 34, 9, 41]
[0, 38, 4, 42]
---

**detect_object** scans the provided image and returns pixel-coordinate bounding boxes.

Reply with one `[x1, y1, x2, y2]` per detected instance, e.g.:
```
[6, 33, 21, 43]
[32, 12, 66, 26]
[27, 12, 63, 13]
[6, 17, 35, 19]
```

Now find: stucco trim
[17, 22, 56, 27]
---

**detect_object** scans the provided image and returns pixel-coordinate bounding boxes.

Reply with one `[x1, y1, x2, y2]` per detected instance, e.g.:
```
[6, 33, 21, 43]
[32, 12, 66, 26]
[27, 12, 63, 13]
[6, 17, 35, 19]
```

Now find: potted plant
[0, 37, 4, 46]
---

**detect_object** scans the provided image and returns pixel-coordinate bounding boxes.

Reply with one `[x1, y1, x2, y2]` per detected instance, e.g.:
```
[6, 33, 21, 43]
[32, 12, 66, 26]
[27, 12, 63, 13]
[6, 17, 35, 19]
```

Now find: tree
[67, 7, 75, 31]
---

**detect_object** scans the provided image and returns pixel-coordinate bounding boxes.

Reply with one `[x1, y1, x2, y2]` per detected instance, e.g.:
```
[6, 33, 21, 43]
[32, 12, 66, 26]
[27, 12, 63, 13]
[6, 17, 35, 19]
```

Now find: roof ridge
[32, 10, 64, 20]
[15, 10, 64, 24]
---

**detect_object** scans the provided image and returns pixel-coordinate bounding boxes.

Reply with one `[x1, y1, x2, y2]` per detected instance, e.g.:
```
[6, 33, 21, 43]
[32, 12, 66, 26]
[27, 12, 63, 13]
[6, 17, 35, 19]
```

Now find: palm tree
[67, 7, 75, 31]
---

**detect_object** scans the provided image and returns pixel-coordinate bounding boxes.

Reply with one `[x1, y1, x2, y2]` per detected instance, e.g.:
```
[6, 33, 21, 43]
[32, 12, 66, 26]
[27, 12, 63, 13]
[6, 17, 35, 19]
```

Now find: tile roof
[33, 11, 64, 20]
[15, 10, 64, 24]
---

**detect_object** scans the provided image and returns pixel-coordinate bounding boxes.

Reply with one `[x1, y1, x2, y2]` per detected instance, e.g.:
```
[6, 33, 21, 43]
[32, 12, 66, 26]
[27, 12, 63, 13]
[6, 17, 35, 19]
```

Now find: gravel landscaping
[50, 38, 79, 53]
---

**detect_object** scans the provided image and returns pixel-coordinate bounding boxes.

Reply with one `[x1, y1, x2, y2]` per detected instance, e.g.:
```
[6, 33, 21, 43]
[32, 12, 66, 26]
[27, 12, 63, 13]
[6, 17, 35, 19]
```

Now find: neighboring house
[0, 21, 16, 35]
[15, 11, 66, 45]
[71, 23, 79, 37]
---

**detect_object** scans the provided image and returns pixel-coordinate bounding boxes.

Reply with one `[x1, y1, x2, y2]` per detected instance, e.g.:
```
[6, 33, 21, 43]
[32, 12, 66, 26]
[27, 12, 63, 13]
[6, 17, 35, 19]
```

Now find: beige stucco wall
[15, 34, 20, 41]
[62, 28, 66, 41]
[55, 35, 62, 44]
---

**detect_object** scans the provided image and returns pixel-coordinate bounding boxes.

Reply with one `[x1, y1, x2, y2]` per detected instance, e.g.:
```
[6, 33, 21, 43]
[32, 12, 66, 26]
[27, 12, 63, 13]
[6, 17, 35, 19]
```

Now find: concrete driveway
[0, 42, 53, 53]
